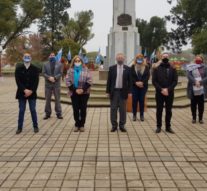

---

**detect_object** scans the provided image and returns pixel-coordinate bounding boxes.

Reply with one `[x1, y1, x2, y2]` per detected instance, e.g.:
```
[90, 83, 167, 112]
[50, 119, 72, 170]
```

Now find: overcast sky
[68, 0, 175, 55]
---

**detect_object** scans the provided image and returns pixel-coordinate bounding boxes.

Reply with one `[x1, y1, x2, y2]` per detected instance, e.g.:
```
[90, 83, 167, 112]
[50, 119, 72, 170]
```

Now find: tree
[192, 29, 207, 55]
[136, 16, 168, 55]
[39, 0, 71, 51]
[0, 0, 43, 50]
[62, 10, 94, 47]
[6, 34, 44, 65]
[166, 0, 207, 52]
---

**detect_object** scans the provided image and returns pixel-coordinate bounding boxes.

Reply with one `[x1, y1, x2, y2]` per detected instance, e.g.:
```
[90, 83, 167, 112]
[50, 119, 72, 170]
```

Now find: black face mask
[162, 58, 169, 64]
[117, 60, 124, 65]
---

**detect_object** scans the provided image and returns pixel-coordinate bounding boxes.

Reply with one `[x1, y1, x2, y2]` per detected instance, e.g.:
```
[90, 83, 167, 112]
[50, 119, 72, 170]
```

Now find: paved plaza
[0, 76, 207, 191]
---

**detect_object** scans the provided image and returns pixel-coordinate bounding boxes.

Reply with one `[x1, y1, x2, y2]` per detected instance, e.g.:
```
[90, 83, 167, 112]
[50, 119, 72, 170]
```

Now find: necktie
[117, 66, 123, 88]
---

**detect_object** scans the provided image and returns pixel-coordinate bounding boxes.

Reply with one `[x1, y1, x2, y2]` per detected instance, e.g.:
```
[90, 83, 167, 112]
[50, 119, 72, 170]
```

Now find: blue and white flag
[83, 55, 89, 64]
[150, 49, 156, 63]
[55, 48, 63, 62]
[144, 48, 147, 57]
[78, 48, 82, 57]
[67, 49, 72, 61]
[95, 48, 101, 64]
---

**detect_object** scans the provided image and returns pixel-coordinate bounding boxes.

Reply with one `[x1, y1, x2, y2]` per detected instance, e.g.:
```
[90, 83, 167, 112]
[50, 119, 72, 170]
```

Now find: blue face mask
[23, 56, 31, 63]
[49, 57, 56, 63]
[136, 59, 143, 64]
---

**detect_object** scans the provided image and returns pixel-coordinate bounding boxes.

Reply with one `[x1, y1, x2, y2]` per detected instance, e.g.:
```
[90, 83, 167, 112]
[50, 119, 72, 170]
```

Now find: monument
[105, 0, 141, 68]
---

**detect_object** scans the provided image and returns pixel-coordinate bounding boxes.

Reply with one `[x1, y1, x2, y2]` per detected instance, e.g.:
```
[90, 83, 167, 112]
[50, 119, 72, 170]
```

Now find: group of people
[106, 52, 178, 134]
[15, 52, 92, 134]
[15, 52, 207, 135]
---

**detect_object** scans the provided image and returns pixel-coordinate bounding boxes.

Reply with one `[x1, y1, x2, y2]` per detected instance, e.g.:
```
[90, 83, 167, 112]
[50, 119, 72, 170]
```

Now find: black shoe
[155, 128, 161, 134]
[192, 119, 196, 124]
[16, 128, 22, 134]
[111, 127, 117, 132]
[43, 116, 50, 120]
[34, 127, 39, 133]
[140, 116, 144, 121]
[199, 120, 204, 124]
[120, 127, 127, 132]
[57, 115, 63, 119]
[166, 128, 175, 134]
[133, 115, 137, 121]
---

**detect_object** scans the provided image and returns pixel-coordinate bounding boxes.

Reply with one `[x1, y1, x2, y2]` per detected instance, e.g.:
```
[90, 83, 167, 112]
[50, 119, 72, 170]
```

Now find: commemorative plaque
[117, 14, 132, 26]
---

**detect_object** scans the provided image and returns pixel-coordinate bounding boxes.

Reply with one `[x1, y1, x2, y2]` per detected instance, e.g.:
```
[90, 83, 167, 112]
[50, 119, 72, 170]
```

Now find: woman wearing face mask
[131, 54, 150, 121]
[186, 55, 207, 124]
[66, 55, 92, 132]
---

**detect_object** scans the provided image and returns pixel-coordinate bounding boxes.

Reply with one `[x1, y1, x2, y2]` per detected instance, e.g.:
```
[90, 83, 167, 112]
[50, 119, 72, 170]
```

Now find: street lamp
[0, 45, 2, 77]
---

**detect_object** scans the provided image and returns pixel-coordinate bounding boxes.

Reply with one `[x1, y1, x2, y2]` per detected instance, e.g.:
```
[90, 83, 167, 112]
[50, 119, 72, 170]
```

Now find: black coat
[131, 65, 150, 90]
[106, 64, 132, 99]
[152, 62, 178, 94]
[15, 64, 39, 99]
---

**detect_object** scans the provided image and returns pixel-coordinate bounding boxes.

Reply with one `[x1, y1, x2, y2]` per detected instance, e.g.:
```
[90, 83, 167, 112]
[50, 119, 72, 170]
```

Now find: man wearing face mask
[152, 53, 178, 134]
[43, 52, 63, 119]
[106, 53, 132, 132]
[15, 53, 40, 134]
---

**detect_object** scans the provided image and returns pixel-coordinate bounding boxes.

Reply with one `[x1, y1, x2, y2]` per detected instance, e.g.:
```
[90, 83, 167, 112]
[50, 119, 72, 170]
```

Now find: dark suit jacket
[152, 62, 178, 94]
[106, 64, 132, 99]
[42, 61, 62, 88]
[131, 65, 150, 90]
[15, 64, 39, 99]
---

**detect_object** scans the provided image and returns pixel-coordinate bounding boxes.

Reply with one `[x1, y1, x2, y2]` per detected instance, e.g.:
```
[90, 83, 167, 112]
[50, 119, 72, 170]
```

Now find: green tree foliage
[0, 0, 43, 50]
[192, 29, 207, 54]
[166, 0, 207, 52]
[63, 10, 94, 47]
[136, 16, 167, 55]
[39, 0, 71, 51]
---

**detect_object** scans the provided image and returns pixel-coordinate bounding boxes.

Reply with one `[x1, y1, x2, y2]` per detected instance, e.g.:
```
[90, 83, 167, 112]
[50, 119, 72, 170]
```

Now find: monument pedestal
[99, 70, 108, 81]
[104, 0, 141, 68]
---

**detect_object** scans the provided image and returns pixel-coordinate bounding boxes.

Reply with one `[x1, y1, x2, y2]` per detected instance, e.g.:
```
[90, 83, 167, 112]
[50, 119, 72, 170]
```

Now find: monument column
[105, 0, 141, 68]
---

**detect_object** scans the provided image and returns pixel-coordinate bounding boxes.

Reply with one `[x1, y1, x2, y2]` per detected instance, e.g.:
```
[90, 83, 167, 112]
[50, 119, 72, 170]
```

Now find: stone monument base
[99, 70, 108, 81]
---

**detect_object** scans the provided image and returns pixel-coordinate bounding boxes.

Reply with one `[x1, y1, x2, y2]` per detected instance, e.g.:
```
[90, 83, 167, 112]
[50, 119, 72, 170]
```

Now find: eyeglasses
[75, 60, 81, 62]
[24, 56, 31, 59]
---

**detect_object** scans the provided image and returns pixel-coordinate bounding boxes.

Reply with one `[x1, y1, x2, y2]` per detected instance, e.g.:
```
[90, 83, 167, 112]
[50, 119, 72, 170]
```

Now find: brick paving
[0, 77, 207, 190]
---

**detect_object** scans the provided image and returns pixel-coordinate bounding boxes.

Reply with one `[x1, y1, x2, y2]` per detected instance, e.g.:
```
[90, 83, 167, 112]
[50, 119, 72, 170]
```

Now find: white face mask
[75, 62, 81, 67]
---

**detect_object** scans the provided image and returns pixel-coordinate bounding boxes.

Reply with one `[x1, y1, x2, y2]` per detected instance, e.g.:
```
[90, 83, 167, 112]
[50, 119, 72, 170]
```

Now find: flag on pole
[150, 49, 156, 63]
[67, 49, 71, 61]
[95, 48, 101, 64]
[55, 48, 63, 62]
[78, 48, 82, 57]
[144, 48, 147, 57]
[83, 55, 89, 64]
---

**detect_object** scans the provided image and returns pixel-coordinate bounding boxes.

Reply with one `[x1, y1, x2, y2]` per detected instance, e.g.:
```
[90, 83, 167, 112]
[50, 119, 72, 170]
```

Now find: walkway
[0, 77, 207, 191]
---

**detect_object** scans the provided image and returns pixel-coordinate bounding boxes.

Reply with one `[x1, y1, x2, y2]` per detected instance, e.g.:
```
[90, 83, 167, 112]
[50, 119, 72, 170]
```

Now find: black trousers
[156, 92, 174, 129]
[71, 94, 89, 128]
[191, 94, 204, 121]
[110, 90, 127, 129]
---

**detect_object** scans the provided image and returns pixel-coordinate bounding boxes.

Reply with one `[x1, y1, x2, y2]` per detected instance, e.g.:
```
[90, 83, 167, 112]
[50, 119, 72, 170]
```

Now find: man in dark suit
[106, 53, 132, 132]
[152, 53, 178, 134]
[15, 53, 40, 134]
[43, 52, 63, 119]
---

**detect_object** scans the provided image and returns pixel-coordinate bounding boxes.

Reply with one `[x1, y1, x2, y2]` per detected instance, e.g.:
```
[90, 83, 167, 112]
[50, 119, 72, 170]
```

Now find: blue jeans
[132, 87, 146, 117]
[18, 99, 38, 129]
